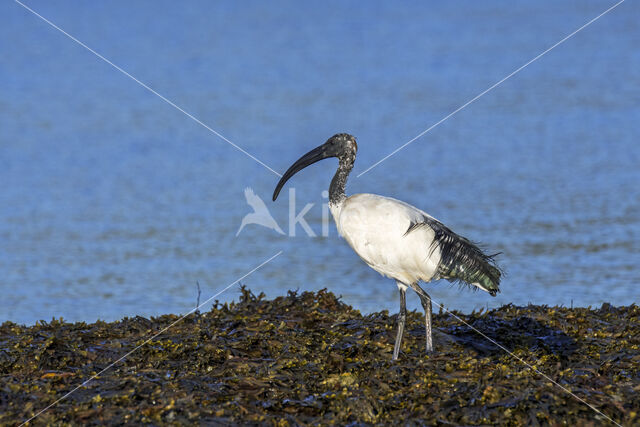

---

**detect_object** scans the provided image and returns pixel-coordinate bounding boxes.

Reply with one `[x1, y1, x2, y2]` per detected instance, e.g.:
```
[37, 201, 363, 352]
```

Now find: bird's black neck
[329, 156, 354, 205]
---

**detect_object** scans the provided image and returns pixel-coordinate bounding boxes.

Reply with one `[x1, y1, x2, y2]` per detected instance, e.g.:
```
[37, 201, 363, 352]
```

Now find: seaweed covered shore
[1, 288, 638, 425]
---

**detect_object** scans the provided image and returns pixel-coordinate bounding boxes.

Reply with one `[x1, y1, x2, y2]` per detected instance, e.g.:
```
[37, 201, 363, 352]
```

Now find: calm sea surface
[1, 1, 639, 324]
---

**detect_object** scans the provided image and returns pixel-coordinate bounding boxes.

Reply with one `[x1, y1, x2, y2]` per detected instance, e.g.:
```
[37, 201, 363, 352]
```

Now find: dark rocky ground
[1, 287, 638, 425]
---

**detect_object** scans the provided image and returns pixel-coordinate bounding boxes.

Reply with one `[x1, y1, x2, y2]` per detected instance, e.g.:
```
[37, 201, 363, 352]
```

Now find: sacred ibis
[272, 133, 502, 360]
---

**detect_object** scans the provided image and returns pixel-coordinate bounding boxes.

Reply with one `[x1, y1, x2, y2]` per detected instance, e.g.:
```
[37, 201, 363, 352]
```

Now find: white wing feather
[332, 193, 442, 285]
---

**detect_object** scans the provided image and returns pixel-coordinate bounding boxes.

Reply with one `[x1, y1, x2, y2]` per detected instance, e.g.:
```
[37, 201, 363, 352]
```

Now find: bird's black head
[326, 133, 357, 157]
[272, 133, 357, 201]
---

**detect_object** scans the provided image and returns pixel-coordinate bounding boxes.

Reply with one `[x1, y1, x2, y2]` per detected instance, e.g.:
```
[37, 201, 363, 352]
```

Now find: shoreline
[1, 288, 638, 425]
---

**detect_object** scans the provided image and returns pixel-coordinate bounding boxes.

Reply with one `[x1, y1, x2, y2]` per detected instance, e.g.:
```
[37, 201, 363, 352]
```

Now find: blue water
[1, 1, 639, 325]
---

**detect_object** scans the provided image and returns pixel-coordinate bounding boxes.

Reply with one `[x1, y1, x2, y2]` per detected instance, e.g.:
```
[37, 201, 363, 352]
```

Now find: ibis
[272, 133, 502, 359]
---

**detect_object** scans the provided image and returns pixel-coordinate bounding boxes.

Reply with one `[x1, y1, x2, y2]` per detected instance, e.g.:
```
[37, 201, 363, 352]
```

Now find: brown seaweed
[1, 287, 638, 425]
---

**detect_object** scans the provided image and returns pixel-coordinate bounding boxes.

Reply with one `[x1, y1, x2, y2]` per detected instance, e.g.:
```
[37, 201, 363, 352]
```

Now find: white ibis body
[272, 133, 502, 359]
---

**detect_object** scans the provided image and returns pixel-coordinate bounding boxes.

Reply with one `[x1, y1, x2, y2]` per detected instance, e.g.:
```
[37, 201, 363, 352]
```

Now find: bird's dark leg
[393, 283, 407, 360]
[409, 283, 433, 353]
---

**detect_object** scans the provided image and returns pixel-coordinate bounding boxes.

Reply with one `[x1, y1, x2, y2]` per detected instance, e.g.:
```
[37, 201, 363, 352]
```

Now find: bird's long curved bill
[272, 144, 330, 201]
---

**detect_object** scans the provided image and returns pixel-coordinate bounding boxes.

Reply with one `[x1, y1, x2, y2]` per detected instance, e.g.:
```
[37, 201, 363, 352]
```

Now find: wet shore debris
[1, 287, 638, 425]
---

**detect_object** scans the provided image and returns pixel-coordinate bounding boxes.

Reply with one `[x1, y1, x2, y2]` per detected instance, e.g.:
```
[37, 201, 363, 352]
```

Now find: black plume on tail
[406, 217, 502, 295]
